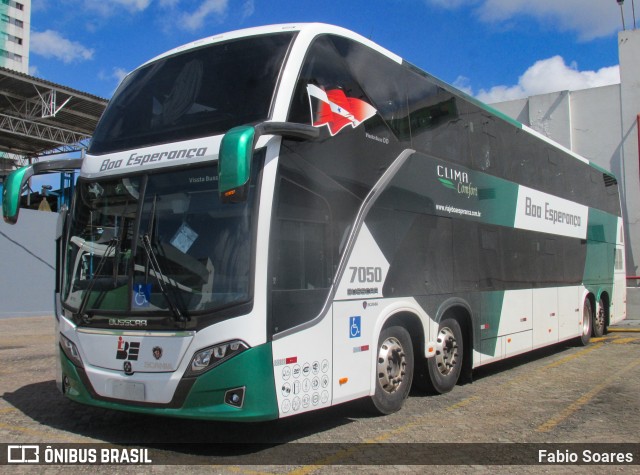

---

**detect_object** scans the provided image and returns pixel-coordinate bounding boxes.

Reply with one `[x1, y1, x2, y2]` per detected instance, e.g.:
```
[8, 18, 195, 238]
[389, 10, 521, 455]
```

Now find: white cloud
[425, 0, 477, 9]
[241, 0, 255, 20]
[115, 0, 152, 10]
[179, 0, 229, 31]
[82, 0, 151, 16]
[452, 76, 474, 96]
[474, 56, 620, 104]
[30, 30, 94, 64]
[425, 0, 629, 40]
[112, 67, 129, 84]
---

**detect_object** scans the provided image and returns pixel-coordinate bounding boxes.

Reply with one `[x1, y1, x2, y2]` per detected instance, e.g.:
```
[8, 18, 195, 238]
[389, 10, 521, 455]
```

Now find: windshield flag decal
[307, 84, 377, 136]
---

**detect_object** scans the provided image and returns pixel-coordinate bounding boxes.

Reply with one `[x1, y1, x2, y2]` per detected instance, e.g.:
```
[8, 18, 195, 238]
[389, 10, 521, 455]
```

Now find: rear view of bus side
[2, 24, 625, 420]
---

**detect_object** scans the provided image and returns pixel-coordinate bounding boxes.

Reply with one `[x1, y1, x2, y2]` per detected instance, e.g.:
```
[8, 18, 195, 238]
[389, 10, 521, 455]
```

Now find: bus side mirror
[2, 166, 32, 224]
[2, 158, 83, 224]
[218, 122, 319, 203]
[218, 125, 255, 204]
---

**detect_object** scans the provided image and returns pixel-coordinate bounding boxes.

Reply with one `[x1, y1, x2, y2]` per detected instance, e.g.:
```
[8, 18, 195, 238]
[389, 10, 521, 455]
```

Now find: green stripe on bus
[583, 208, 618, 288]
[60, 343, 279, 422]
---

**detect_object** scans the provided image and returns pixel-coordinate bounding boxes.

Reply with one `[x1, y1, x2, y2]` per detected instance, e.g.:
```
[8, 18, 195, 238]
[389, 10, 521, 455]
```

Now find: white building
[0, 0, 30, 74]
[492, 30, 640, 293]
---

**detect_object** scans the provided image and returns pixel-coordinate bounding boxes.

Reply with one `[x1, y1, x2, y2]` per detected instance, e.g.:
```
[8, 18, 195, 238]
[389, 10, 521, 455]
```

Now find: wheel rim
[582, 304, 591, 336]
[435, 326, 459, 376]
[377, 336, 407, 394]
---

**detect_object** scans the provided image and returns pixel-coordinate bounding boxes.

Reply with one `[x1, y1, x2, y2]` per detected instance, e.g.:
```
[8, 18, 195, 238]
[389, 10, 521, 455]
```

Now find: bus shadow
[409, 339, 580, 399]
[2, 340, 583, 459]
[2, 380, 364, 449]
[470, 340, 579, 381]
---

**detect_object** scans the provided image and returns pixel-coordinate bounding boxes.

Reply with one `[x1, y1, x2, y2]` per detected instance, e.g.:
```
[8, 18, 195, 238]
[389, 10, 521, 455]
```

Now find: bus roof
[139, 23, 402, 69]
[125, 22, 610, 178]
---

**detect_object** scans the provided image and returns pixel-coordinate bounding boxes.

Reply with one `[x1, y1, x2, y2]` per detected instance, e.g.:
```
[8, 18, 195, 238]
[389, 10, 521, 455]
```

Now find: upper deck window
[90, 32, 295, 155]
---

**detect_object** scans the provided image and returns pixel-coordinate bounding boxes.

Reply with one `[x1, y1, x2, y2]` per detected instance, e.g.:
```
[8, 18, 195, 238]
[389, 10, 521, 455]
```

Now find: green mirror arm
[2, 158, 83, 224]
[254, 122, 320, 142]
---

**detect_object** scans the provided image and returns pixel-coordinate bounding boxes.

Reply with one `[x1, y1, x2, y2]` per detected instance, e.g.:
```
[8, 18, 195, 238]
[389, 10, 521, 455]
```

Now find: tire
[577, 298, 592, 346]
[369, 325, 414, 415]
[592, 297, 606, 338]
[426, 318, 463, 394]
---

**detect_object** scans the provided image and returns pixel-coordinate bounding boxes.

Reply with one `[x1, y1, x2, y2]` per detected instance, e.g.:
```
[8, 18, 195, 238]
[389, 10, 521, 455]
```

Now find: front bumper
[59, 342, 279, 422]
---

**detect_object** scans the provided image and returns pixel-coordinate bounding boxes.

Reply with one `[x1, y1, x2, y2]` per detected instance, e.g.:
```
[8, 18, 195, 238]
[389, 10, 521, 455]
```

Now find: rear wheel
[592, 297, 606, 337]
[369, 326, 414, 415]
[578, 298, 592, 346]
[427, 318, 463, 394]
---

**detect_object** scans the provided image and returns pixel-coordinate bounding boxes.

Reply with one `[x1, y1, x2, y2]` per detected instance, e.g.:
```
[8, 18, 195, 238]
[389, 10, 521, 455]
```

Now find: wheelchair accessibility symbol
[349, 316, 361, 338]
[132, 283, 152, 307]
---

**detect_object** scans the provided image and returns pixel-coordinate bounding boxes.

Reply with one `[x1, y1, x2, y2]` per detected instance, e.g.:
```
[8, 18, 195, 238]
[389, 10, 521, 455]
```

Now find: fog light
[62, 375, 70, 394]
[224, 387, 245, 408]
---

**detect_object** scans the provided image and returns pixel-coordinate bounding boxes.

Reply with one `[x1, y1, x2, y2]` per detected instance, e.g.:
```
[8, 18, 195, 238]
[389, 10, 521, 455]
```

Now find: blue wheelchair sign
[349, 316, 361, 338]
[132, 283, 152, 307]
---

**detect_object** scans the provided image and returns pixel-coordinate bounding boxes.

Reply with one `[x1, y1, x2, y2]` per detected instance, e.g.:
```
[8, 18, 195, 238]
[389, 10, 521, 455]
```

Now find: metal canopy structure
[0, 66, 108, 173]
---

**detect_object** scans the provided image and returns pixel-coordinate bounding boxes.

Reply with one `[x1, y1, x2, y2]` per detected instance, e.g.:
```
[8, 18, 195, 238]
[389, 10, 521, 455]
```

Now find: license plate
[111, 381, 145, 401]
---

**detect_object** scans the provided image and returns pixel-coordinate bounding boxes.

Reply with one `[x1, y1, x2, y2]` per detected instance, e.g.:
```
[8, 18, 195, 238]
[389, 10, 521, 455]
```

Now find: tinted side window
[272, 177, 332, 291]
[405, 68, 470, 167]
[270, 152, 361, 335]
[288, 34, 409, 143]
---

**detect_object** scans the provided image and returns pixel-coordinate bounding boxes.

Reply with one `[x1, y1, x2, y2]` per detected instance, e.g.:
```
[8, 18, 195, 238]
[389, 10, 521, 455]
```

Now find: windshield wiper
[140, 233, 187, 322]
[77, 238, 119, 321]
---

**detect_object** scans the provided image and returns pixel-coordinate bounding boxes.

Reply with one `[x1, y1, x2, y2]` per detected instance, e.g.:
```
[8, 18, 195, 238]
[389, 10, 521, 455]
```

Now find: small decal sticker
[307, 84, 377, 136]
[152, 346, 163, 360]
[349, 316, 361, 338]
[132, 283, 151, 308]
[170, 222, 198, 253]
[274, 356, 297, 366]
[282, 366, 291, 380]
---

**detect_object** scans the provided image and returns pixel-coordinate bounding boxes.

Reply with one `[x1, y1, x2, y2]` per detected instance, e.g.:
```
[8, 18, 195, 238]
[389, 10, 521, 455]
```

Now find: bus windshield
[62, 164, 258, 317]
[89, 32, 295, 155]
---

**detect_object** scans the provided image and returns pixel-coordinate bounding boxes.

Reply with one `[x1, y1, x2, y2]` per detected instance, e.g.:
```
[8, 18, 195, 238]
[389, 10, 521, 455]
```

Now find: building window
[1, 14, 23, 28]
[1, 32, 23, 45]
[0, 49, 22, 62]
[1, 0, 24, 10]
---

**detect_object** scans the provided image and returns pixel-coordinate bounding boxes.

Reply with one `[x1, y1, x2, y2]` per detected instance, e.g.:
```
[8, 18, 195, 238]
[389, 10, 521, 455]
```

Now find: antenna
[618, 0, 626, 31]
[633, 0, 637, 29]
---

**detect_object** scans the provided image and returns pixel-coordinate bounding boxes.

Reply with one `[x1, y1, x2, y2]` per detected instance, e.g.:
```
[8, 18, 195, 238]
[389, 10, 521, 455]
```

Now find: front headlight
[60, 333, 83, 368]
[185, 340, 248, 377]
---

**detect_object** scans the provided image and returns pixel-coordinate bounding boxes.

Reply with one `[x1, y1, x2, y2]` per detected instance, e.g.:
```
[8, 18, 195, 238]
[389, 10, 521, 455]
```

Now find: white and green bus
[2, 23, 626, 421]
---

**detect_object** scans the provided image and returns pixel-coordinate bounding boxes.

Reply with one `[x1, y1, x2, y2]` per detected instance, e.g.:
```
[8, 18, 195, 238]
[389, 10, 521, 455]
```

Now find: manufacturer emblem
[116, 336, 140, 361]
[152, 346, 163, 360]
[123, 361, 133, 375]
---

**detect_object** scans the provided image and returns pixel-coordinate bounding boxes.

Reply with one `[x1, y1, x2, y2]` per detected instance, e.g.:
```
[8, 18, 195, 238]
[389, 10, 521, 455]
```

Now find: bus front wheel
[369, 325, 414, 415]
[427, 318, 463, 394]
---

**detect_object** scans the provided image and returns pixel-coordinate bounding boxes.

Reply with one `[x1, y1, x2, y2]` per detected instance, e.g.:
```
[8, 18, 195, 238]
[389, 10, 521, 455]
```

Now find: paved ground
[0, 316, 638, 474]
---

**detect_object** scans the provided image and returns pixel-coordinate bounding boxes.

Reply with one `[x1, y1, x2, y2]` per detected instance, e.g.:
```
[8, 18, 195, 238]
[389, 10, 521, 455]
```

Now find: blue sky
[29, 0, 632, 103]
